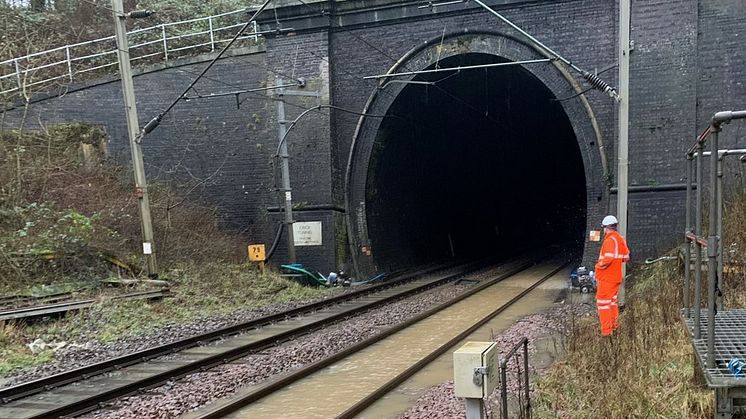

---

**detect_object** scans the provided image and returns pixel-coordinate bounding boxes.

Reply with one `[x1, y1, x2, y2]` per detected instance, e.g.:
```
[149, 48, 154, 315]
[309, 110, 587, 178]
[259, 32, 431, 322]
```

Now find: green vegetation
[0, 0, 263, 105]
[535, 181, 746, 418]
[534, 262, 712, 418]
[0, 266, 332, 376]
[0, 322, 53, 375]
[0, 124, 246, 289]
[723, 178, 746, 309]
[0, 124, 338, 377]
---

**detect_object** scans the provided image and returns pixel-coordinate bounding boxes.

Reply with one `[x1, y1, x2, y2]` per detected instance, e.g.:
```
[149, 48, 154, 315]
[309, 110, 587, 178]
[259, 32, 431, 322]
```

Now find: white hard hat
[601, 215, 618, 227]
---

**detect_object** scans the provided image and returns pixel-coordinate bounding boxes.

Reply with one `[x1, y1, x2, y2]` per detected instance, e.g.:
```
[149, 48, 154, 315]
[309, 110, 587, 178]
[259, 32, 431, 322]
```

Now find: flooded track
[193, 257, 568, 419]
[0, 260, 489, 419]
[360, 267, 568, 418]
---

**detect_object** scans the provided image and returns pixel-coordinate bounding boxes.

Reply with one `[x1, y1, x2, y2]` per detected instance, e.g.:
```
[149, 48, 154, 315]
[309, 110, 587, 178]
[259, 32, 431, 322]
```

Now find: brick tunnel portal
[364, 53, 587, 271]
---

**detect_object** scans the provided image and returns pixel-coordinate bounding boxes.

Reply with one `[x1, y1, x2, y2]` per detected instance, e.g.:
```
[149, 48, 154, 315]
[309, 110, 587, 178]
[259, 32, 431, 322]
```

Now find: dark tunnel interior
[365, 53, 587, 271]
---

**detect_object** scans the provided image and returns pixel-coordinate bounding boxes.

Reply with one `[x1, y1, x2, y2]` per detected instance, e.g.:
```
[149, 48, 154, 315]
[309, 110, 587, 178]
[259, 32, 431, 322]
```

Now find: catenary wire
[552, 63, 618, 102]
[138, 0, 273, 137]
[286, 0, 613, 131]
[78, 0, 118, 14]
[175, 65, 310, 112]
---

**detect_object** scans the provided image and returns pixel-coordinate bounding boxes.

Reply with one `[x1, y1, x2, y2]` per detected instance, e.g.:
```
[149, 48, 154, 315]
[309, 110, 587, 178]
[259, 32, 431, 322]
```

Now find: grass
[64, 263, 338, 344]
[0, 265, 337, 376]
[534, 262, 713, 418]
[0, 323, 53, 376]
[535, 180, 746, 418]
[0, 124, 340, 377]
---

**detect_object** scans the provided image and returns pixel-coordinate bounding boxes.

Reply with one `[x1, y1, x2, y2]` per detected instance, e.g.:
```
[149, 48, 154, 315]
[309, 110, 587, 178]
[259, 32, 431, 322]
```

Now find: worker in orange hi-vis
[595, 215, 630, 336]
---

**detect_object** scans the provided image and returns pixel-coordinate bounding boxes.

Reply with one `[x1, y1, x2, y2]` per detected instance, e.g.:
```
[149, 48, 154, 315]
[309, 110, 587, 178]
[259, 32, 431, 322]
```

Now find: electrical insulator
[128, 10, 155, 19]
[142, 114, 162, 134]
[582, 70, 619, 100]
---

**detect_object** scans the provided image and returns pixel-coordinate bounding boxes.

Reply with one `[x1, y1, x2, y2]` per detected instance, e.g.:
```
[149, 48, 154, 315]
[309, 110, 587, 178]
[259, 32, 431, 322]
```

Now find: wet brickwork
[2, 0, 744, 272]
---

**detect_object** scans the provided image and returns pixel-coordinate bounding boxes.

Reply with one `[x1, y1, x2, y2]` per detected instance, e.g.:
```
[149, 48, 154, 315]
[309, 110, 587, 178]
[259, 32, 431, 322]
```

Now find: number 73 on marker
[248, 244, 266, 262]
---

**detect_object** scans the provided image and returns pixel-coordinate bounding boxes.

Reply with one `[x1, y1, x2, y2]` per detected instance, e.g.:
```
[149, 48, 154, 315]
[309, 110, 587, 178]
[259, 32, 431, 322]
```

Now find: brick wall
[330, 0, 618, 269]
[1, 49, 339, 271]
[3, 0, 745, 275]
[264, 31, 337, 271]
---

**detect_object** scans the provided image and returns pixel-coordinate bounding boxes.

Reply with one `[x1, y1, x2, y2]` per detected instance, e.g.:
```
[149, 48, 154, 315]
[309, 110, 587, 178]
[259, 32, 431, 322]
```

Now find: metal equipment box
[453, 341, 499, 398]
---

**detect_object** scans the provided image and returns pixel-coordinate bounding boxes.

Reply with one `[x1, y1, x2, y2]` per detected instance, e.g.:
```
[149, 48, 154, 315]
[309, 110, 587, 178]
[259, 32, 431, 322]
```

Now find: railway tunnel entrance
[346, 34, 603, 276]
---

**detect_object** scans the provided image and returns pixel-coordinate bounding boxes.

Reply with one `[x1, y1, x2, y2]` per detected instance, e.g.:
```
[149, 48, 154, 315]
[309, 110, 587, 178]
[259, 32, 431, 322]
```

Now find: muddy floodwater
[227, 260, 570, 419]
[358, 268, 570, 418]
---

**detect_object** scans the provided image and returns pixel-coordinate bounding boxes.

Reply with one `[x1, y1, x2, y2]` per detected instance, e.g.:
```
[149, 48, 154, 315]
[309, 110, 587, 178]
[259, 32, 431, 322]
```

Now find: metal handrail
[683, 110, 746, 370]
[0, 8, 261, 97]
[499, 337, 531, 419]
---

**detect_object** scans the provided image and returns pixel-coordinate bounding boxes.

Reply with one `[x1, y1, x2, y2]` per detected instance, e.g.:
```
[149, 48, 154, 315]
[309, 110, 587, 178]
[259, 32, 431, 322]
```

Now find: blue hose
[351, 272, 386, 286]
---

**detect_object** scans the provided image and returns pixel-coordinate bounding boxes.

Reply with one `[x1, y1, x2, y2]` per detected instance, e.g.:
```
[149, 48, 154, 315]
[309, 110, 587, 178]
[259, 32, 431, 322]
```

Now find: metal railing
[499, 337, 531, 419]
[683, 110, 746, 368]
[0, 8, 261, 98]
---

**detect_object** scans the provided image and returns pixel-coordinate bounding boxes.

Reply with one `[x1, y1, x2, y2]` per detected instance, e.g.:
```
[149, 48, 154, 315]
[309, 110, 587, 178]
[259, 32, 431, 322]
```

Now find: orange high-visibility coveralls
[595, 230, 630, 336]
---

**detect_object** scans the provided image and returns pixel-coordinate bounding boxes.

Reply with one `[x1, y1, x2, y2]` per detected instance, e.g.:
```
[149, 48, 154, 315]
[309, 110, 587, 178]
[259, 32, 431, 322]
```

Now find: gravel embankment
[398, 301, 594, 419]
[1, 296, 347, 388]
[83, 267, 508, 419]
[5, 265, 476, 388]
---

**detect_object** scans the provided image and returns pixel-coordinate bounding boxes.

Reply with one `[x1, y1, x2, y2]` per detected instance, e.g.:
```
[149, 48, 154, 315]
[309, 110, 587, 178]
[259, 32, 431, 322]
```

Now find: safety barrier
[0, 8, 260, 97]
[683, 111, 746, 352]
[682, 110, 746, 418]
[498, 337, 531, 419]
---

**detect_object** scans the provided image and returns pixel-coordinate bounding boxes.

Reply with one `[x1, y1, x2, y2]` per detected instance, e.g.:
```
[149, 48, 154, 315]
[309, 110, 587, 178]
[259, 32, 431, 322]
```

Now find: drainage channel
[186, 256, 567, 419]
[0, 260, 487, 419]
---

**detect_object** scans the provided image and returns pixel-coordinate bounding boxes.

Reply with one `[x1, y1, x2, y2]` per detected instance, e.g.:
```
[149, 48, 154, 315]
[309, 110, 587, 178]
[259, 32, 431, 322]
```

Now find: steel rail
[0, 289, 170, 323]
[0, 292, 74, 310]
[186, 255, 561, 419]
[338, 261, 568, 418]
[0, 260, 480, 410]
[1, 260, 490, 419]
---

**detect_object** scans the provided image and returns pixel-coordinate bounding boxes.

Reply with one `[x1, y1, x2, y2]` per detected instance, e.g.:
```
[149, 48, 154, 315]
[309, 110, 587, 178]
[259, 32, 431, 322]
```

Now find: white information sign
[293, 221, 323, 246]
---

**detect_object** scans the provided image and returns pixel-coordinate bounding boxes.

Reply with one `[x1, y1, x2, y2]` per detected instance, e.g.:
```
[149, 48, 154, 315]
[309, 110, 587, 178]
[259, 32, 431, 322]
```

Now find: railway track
[185, 257, 568, 419]
[0, 259, 491, 419]
[0, 292, 74, 311]
[0, 289, 171, 324]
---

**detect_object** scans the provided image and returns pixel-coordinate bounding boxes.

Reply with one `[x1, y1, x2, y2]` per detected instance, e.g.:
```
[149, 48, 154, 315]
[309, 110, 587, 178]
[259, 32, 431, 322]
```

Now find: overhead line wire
[175, 47, 414, 139]
[78, 0, 118, 14]
[260, 0, 454, 135]
[552, 63, 618, 102]
[284, 0, 520, 131]
[290, 0, 612, 130]
[175, 66, 310, 112]
[138, 0, 273, 137]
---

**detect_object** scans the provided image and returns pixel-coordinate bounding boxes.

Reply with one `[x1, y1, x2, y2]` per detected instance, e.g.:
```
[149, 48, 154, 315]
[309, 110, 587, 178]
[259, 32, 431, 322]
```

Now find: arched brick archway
[346, 31, 608, 276]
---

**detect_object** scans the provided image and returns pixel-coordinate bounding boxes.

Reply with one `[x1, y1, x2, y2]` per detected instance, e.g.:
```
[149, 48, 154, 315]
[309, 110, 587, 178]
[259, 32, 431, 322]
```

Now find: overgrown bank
[0, 0, 254, 62]
[535, 180, 746, 418]
[0, 124, 249, 286]
[0, 125, 337, 377]
[534, 262, 712, 418]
